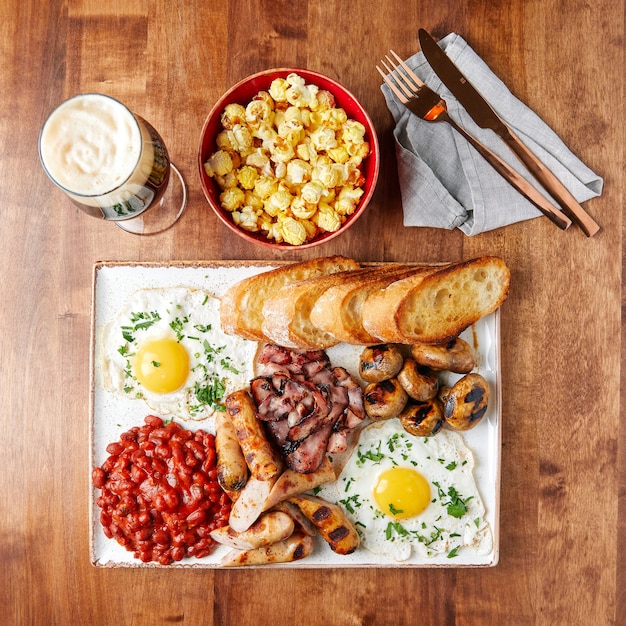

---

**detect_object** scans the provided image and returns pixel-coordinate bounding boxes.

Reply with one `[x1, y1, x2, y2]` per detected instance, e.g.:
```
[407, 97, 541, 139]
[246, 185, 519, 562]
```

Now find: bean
[152, 528, 170, 545]
[92, 468, 106, 489]
[186, 509, 206, 527]
[162, 487, 180, 511]
[170, 547, 184, 562]
[155, 444, 172, 459]
[150, 427, 171, 441]
[130, 465, 147, 484]
[151, 458, 168, 475]
[145, 415, 163, 427]
[105, 442, 124, 456]
[92, 415, 230, 565]
[189, 484, 203, 502]
[185, 439, 205, 460]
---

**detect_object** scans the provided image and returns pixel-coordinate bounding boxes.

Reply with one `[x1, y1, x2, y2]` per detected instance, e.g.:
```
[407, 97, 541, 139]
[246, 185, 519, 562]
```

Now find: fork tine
[389, 50, 425, 88]
[385, 54, 423, 98]
[376, 64, 409, 103]
[380, 56, 415, 100]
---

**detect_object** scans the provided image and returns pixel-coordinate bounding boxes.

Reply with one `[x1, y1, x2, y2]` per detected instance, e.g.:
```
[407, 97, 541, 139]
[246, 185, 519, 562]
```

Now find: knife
[418, 28, 600, 237]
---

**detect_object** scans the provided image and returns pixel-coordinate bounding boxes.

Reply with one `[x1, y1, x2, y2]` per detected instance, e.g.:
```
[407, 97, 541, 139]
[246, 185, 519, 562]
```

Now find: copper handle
[445, 117, 572, 231]
[502, 128, 600, 237]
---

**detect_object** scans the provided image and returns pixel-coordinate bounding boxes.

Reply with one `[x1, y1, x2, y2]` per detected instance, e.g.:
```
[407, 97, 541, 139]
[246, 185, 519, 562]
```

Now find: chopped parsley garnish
[447, 546, 460, 558]
[192, 378, 226, 413]
[169, 315, 188, 340]
[433, 481, 473, 519]
[220, 357, 240, 374]
[418, 525, 443, 546]
[357, 442, 385, 466]
[119, 311, 161, 345]
[387, 433, 401, 452]
[385, 521, 409, 540]
[339, 494, 362, 515]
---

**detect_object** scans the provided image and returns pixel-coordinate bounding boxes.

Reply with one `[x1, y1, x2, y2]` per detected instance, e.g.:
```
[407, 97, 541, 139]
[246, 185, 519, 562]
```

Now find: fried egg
[100, 287, 256, 421]
[328, 420, 492, 561]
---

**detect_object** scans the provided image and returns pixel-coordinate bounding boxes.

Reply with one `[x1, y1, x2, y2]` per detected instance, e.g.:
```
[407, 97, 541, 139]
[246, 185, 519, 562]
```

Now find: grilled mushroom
[397, 358, 439, 401]
[363, 378, 408, 420]
[438, 385, 452, 405]
[359, 344, 404, 383]
[442, 373, 489, 431]
[411, 338, 476, 373]
[399, 399, 444, 437]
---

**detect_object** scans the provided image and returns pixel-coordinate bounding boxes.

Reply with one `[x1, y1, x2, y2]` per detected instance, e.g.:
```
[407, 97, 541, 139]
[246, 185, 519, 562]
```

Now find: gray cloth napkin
[381, 33, 604, 235]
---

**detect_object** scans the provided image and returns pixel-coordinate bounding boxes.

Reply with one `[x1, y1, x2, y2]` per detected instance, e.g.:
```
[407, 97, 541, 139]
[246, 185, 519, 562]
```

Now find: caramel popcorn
[205, 72, 370, 245]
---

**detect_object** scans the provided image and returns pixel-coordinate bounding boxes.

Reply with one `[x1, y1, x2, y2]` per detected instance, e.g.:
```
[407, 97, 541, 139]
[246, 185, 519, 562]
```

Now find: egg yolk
[134, 338, 190, 394]
[373, 467, 431, 519]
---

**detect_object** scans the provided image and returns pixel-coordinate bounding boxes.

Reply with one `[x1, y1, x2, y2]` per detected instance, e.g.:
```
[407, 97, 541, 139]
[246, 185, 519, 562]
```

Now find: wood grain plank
[0, 0, 623, 624]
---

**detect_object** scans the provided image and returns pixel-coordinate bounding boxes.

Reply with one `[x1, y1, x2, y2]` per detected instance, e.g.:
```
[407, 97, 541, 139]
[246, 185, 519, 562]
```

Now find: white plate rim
[89, 260, 502, 569]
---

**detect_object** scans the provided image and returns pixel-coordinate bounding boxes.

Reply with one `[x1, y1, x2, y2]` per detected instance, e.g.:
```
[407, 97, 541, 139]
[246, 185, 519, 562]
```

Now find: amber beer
[39, 94, 170, 221]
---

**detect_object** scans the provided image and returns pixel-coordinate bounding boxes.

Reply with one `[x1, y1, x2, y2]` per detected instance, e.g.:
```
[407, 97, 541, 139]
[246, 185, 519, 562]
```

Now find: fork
[377, 51, 572, 231]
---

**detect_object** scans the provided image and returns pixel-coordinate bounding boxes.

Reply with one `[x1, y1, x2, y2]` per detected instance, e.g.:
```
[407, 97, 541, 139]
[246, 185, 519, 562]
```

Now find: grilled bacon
[250, 344, 365, 473]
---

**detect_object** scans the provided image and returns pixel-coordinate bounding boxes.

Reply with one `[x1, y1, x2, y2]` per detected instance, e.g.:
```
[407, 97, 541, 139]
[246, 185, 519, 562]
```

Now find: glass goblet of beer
[38, 93, 186, 235]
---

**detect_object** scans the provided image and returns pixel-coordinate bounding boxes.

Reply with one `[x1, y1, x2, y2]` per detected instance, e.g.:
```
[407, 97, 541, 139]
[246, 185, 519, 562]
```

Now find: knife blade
[417, 28, 600, 236]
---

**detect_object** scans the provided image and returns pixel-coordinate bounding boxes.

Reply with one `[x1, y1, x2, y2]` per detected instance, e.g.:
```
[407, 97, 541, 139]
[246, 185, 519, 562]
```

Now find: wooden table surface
[2, 1, 623, 624]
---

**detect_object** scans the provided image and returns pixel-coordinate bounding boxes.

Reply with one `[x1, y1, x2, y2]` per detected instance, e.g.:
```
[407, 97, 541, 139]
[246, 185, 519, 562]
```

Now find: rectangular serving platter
[90, 260, 501, 568]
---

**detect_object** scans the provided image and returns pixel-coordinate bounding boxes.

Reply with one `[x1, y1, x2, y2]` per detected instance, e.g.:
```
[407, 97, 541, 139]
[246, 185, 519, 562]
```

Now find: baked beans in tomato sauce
[92, 415, 230, 565]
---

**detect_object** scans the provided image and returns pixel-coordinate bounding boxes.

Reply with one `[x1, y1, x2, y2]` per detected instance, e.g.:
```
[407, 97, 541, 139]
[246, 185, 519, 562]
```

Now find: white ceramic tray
[90, 261, 501, 568]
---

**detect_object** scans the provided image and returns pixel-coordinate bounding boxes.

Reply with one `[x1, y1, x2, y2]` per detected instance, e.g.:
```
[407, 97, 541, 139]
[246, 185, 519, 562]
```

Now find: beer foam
[40, 94, 142, 196]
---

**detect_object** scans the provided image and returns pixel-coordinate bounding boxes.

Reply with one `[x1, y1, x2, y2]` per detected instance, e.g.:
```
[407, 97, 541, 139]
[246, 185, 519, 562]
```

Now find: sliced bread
[220, 256, 360, 342]
[309, 265, 423, 345]
[261, 268, 374, 349]
[360, 267, 440, 343]
[395, 256, 510, 343]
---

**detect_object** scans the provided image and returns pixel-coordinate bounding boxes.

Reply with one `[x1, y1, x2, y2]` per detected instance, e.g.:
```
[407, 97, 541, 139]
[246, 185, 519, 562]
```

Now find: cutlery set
[377, 29, 600, 236]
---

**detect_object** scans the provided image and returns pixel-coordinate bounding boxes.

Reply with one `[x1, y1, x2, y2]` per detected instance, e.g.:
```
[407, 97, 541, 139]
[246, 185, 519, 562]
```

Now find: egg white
[323, 420, 493, 562]
[100, 287, 256, 421]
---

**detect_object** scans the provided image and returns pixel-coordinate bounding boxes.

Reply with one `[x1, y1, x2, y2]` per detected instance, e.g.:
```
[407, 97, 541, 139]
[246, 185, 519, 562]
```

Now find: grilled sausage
[263, 456, 336, 511]
[220, 531, 314, 567]
[210, 511, 295, 550]
[225, 390, 283, 482]
[271, 501, 318, 536]
[228, 476, 274, 533]
[289, 494, 360, 555]
[215, 411, 248, 492]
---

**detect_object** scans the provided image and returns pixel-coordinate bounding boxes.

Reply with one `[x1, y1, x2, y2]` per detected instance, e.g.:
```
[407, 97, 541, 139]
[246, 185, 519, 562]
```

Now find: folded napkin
[381, 33, 603, 235]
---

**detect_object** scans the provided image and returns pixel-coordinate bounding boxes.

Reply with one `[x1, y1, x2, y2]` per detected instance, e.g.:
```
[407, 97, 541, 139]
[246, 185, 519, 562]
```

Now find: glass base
[116, 164, 187, 235]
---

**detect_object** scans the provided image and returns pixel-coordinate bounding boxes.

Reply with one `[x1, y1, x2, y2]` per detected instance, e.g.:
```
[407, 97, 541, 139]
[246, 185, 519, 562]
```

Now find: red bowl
[198, 68, 380, 250]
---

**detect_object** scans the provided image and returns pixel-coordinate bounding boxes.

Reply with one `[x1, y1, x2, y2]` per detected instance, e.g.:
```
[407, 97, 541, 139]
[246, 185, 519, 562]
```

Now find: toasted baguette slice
[309, 265, 425, 345]
[362, 256, 510, 344]
[220, 256, 360, 342]
[261, 268, 374, 349]
[395, 256, 510, 343]
[360, 267, 441, 343]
